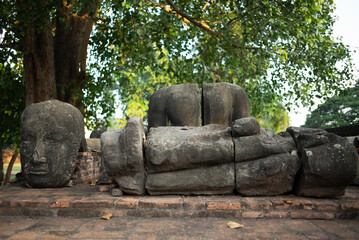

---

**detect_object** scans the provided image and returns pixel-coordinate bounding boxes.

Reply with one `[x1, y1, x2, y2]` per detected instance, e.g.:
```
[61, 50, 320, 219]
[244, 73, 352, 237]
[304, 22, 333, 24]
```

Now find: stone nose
[32, 141, 47, 164]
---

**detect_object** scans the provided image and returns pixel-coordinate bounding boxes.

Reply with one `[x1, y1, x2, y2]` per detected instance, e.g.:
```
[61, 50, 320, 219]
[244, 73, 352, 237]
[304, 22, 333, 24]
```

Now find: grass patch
[2, 163, 21, 180]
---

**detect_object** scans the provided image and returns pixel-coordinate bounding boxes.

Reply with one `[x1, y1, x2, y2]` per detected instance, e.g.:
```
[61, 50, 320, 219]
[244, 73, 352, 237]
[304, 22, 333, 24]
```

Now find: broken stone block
[234, 130, 296, 163]
[148, 84, 201, 129]
[287, 127, 358, 197]
[145, 125, 234, 173]
[286, 127, 326, 146]
[296, 138, 358, 197]
[146, 163, 235, 195]
[90, 126, 107, 138]
[101, 117, 146, 195]
[203, 83, 251, 126]
[235, 153, 300, 196]
[86, 138, 101, 152]
[231, 117, 260, 137]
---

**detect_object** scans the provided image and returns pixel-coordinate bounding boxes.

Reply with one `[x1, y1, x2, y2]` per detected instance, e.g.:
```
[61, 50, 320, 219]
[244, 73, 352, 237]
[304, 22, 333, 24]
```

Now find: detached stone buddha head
[20, 100, 84, 187]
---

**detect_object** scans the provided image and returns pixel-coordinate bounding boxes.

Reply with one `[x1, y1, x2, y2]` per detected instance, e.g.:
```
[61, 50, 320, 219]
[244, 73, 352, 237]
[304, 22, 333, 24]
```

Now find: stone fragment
[234, 130, 296, 163]
[148, 84, 201, 129]
[99, 185, 111, 192]
[231, 117, 260, 137]
[347, 136, 359, 185]
[101, 117, 146, 195]
[146, 163, 235, 195]
[288, 127, 358, 197]
[203, 83, 251, 126]
[286, 127, 326, 146]
[111, 188, 124, 197]
[235, 153, 300, 196]
[20, 100, 84, 188]
[352, 156, 359, 185]
[145, 125, 233, 173]
[86, 138, 101, 152]
[295, 137, 358, 197]
[90, 126, 107, 138]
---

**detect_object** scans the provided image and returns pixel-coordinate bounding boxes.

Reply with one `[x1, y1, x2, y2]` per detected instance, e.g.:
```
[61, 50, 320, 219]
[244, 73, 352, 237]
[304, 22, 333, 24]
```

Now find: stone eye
[22, 134, 36, 144]
[47, 133, 64, 143]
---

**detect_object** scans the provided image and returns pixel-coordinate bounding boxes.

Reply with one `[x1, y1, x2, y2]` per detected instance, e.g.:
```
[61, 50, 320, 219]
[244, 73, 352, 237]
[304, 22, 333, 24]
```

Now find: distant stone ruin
[101, 83, 358, 198]
[19, 84, 358, 198]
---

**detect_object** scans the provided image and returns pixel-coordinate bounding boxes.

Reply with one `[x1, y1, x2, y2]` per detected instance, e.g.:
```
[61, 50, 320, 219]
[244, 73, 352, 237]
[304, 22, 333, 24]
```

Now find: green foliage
[1, 0, 356, 138]
[303, 81, 359, 128]
[91, 0, 355, 123]
[0, 0, 24, 149]
[257, 102, 290, 133]
[0, 62, 25, 149]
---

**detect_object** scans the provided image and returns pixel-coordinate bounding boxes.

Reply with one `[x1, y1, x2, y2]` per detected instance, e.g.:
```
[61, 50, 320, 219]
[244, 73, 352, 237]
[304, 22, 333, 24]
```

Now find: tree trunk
[55, 2, 97, 110]
[4, 151, 18, 185]
[17, 0, 98, 108]
[0, 150, 3, 185]
[17, 0, 57, 106]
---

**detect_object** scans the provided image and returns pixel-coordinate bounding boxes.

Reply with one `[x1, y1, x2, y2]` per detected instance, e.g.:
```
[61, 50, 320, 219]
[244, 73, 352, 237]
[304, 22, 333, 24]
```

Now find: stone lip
[0, 184, 358, 220]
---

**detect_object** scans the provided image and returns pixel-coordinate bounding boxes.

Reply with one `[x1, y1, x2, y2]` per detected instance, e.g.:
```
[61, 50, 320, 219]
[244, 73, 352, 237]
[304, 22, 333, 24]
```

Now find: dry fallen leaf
[227, 221, 244, 229]
[283, 200, 293, 204]
[88, 180, 97, 186]
[100, 211, 113, 220]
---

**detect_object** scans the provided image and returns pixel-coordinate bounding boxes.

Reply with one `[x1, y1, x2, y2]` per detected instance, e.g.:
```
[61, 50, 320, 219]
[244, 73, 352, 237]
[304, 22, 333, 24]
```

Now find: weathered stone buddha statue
[20, 100, 84, 187]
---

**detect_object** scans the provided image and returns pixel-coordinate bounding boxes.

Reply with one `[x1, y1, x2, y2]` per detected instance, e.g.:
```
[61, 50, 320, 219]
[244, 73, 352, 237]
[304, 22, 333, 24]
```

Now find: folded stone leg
[145, 125, 235, 195]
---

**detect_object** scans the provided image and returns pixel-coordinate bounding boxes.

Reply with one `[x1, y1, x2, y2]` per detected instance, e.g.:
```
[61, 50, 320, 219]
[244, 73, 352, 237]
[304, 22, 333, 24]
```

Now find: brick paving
[0, 184, 358, 239]
[0, 216, 358, 239]
[0, 185, 358, 220]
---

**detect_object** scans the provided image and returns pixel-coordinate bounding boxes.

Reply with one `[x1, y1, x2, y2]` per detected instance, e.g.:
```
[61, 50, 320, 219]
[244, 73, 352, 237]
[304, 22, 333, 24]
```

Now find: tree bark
[55, 1, 97, 109]
[0, 150, 3, 185]
[17, 0, 57, 106]
[17, 0, 98, 108]
[4, 151, 18, 185]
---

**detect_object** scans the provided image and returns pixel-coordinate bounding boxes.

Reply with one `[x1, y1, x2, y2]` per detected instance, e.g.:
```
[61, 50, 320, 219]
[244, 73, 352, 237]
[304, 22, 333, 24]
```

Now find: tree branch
[151, 0, 262, 52]
[164, 0, 217, 37]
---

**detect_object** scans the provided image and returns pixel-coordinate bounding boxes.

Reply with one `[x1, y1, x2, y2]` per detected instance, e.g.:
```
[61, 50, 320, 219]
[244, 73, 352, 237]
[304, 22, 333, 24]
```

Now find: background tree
[303, 81, 359, 128]
[1, 0, 356, 137]
[91, 0, 355, 124]
[0, 0, 25, 184]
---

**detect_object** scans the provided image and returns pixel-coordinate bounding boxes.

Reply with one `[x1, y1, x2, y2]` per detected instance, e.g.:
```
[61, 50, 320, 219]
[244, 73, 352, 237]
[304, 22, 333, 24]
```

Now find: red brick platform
[0, 184, 358, 220]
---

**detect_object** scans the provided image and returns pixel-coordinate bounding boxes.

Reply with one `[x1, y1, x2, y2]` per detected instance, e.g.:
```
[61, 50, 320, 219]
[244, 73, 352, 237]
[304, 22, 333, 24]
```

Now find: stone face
[235, 130, 296, 163]
[101, 117, 146, 195]
[148, 84, 201, 129]
[146, 163, 235, 195]
[145, 125, 234, 173]
[296, 137, 358, 197]
[235, 153, 300, 196]
[203, 83, 250, 126]
[20, 100, 84, 188]
[231, 117, 260, 137]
